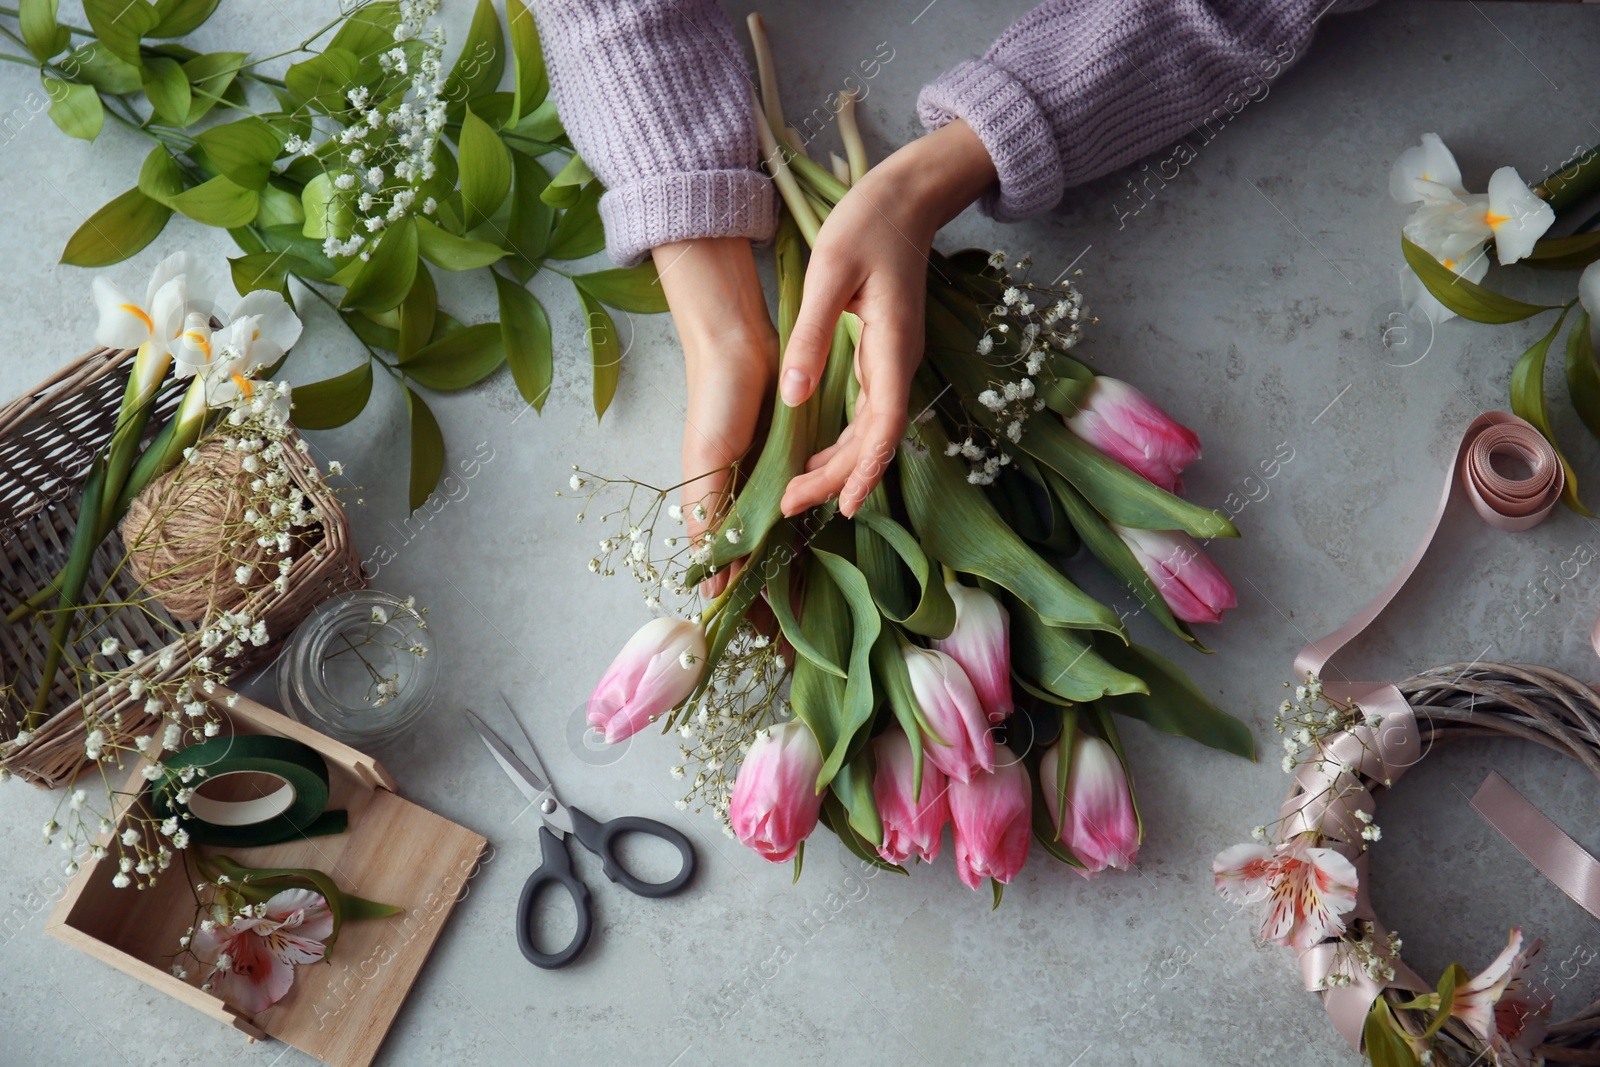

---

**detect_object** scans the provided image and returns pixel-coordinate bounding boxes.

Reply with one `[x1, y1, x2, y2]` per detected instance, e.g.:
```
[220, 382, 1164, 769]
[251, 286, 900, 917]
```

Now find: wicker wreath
[1217, 663, 1600, 1067]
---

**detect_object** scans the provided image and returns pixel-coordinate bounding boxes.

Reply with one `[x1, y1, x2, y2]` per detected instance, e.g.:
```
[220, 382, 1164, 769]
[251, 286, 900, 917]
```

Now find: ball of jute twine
[119, 436, 304, 622]
[1367, 663, 1600, 1063]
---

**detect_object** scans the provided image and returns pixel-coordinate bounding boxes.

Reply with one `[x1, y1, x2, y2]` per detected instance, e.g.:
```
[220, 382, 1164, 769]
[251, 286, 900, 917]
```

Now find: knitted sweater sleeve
[917, 0, 1376, 221]
[530, 0, 776, 266]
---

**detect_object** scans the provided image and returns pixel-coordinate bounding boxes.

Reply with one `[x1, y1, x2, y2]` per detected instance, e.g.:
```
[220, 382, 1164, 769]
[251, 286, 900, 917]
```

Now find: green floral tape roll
[150, 734, 349, 847]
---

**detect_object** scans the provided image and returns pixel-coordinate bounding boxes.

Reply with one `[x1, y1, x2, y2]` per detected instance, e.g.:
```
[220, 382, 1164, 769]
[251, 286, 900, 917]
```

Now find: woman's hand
[778, 119, 998, 518]
[652, 236, 778, 594]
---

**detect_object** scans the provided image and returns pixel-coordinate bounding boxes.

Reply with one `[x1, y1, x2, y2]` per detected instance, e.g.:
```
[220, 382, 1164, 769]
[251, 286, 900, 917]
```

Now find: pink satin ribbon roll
[1284, 412, 1575, 1052]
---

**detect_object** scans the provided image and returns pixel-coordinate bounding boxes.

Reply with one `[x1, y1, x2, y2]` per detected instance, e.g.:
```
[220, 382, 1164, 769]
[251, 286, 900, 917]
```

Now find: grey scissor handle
[568, 807, 696, 898]
[517, 825, 594, 969]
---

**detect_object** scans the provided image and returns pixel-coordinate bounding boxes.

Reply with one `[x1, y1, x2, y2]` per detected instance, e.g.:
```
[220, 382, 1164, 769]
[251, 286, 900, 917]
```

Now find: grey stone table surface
[3, 2, 1600, 1065]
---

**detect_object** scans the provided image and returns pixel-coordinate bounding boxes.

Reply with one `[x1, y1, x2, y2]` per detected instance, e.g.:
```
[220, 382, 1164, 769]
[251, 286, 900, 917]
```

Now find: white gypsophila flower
[99, 637, 120, 657]
[84, 729, 106, 761]
[112, 873, 131, 888]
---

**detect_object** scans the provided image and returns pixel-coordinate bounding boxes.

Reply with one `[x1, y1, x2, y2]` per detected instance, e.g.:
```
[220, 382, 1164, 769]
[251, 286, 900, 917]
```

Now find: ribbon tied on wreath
[1238, 412, 1600, 1053]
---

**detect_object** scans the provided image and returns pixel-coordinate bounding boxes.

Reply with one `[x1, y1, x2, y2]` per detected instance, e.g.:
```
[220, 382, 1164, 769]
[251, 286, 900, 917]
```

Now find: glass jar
[276, 590, 437, 745]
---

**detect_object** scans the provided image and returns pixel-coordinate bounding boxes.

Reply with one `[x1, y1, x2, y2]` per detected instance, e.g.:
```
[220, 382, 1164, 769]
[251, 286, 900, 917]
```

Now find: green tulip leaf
[1094, 639, 1254, 760]
[405, 322, 506, 392]
[495, 273, 552, 411]
[1008, 599, 1146, 702]
[765, 536, 847, 679]
[831, 753, 883, 850]
[818, 793, 906, 875]
[788, 557, 855, 793]
[853, 505, 956, 638]
[61, 188, 172, 267]
[291, 361, 373, 430]
[810, 548, 882, 789]
[871, 630, 936, 799]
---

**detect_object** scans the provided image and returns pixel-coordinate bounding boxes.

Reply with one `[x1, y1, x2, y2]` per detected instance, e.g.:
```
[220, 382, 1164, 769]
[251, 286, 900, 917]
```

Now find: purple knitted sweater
[530, 0, 1371, 265]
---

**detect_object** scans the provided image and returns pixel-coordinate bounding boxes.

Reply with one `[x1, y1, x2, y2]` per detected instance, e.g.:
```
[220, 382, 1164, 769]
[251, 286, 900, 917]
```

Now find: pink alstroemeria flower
[729, 722, 824, 863]
[947, 759, 1031, 890]
[1451, 928, 1554, 1067]
[872, 725, 948, 865]
[1113, 525, 1237, 625]
[191, 888, 332, 1014]
[1062, 376, 1202, 492]
[587, 617, 707, 743]
[931, 581, 1014, 725]
[1213, 834, 1359, 949]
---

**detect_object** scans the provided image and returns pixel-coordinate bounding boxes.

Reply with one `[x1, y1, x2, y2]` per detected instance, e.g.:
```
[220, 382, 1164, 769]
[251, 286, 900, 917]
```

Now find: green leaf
[818, 793, 906, 876]
[67, 42, 142, 94]
[139, 55, 191, 126]
[137, 145, 185, 204]
[576, 284, 622, 419]
[341, 310, 398, 351]
[506, 0, 547, 124]
[340, 216, 417, 313]
[789, 559, 853, 790]
[1568, 311, 1600, 444]
[495, 273, 552, 411]
[60, 189, 172, 267]
[83, 0, 159, 62]
[228, 251, 301, 296]
[415, 215, 505, 270]
[1044, 471, 1199, 648]
[1526, 232, 1600, 271]
[256, 223, 337, 280]
[871, 630, 926, 798]
[1509, 303, 1589, 515]
[284, 47, 363, 114]
[852, 506, 956, 638]
[327, 1, 399, 61]
[458, 106, 512, 231]
[1009, 599, 1146, 702]
[300, 172, 354, 240]
[20, 0, 71, 61]
[42, 76, 103, 141]
[540, 152, 593, 209]
[195, 117, 283, 190]
[506, 151, 553, 268]
[1401, 235, 1559, 324]
[573, 263, 669, 314]
[900, 406, 1123, 635]
[1095, 640, 1254, 760]
[405, 322, 505, 392]
[443, 0, 505, 120]
[397, 264, 436, 363]
[1018, 416, 1237, 538]
[149, 0, 220, 37]
[766, 538, 848, 678]
[168, 174, 258, 227]
[545, 181, 604, 260]
[505, 98, 564, 147]
[1362, 999, 1420, 1067]
[406, 386, 445, 511]
[256, 183, 305, 229]
[181, 51, 246, 126]
[810, 549, 882, 789]
[291, 361, 373, 430]
[831, 753, 883, 850]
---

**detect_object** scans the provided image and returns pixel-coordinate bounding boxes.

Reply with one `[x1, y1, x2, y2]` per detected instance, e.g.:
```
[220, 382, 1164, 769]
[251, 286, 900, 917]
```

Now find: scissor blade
[466, 709, 557, 810]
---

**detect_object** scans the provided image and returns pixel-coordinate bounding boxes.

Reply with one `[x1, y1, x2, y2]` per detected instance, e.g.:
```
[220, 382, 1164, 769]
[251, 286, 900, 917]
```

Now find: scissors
[465, 702, 696, 969]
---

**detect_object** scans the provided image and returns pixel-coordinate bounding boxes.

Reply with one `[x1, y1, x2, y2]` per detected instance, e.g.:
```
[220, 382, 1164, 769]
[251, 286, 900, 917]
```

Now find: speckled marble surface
[3, 3, 1600, 1065]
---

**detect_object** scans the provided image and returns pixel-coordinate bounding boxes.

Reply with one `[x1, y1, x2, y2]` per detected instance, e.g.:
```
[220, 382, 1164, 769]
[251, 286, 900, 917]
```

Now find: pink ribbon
[1284, 412, 1565, 1050]
[1471, 771, 1600, 922]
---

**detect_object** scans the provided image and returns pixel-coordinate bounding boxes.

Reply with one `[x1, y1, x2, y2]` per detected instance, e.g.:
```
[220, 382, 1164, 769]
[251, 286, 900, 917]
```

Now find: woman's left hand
[777, 118, 998, 519]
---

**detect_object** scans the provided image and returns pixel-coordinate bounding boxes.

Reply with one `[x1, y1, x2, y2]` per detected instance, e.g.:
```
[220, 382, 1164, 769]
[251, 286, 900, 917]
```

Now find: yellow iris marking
[232, 374, 254, 398]
[121, 303, 154, 332]
[1485, 211, 1510, 229]
[183, 330, 212, 360]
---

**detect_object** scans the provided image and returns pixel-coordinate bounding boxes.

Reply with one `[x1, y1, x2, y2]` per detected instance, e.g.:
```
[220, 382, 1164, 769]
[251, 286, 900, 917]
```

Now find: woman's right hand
[652, 236, 779, 596]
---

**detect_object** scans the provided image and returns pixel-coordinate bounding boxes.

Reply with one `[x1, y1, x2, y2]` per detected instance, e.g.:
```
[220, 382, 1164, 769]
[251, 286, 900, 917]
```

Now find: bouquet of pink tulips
[574, 18, 1251, 899]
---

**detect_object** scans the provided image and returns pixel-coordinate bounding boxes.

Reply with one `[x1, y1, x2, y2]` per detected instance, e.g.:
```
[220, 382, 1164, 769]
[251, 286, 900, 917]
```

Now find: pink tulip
[902, 645, 995, 784]
[931, 582, 1013, 724]
[947, 759, 1032, 889]
[1041, 734, 1140, 877]
[872, 725, 949, 865]
[729, 722, 824, 862]
[1113, 525, 1237, 624]
[587, 617, 707, 742]
[1063, 376, 1201, 492]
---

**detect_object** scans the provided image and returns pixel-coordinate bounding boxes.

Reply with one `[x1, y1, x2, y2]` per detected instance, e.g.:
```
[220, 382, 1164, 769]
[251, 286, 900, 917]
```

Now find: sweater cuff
[598, 168, 778, 267]
[918, 58, 1064, 222]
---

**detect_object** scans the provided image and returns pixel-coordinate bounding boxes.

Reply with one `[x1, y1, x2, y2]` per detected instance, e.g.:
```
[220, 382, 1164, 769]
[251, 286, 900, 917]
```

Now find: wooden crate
[45, 687, 487, 1067]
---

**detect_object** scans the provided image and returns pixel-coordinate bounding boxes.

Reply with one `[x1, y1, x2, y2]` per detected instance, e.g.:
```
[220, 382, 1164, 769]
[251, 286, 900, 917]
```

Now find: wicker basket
[0, 348, 365, 787]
